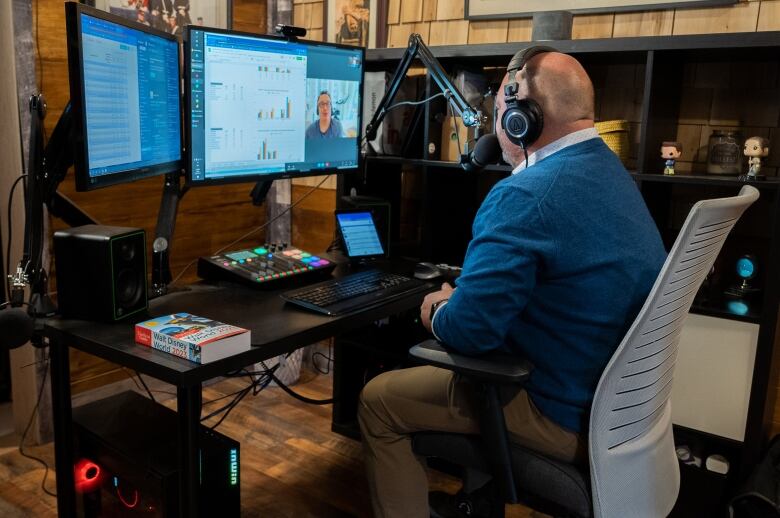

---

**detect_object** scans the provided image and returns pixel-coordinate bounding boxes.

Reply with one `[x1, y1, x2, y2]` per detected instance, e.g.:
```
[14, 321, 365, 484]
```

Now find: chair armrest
[409, 339, 532, 384]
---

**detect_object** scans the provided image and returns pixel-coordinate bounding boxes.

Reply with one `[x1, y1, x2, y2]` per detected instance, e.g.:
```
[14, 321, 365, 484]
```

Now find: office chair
[411, 185, 760, 518]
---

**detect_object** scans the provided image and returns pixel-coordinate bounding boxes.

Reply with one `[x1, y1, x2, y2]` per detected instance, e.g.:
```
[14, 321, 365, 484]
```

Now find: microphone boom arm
[364, 33, 486, 143]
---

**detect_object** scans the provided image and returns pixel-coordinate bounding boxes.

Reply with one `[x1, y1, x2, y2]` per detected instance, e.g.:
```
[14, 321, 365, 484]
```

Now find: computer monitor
[65, 2, 182, 191]
[185, 27, 364, 185]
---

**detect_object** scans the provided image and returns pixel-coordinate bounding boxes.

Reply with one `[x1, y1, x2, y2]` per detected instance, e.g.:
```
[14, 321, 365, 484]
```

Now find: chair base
[415, 433, 592, 518]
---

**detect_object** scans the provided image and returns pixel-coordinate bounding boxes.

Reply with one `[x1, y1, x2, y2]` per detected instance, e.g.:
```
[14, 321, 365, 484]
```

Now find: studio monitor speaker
[54, 225, 148, 322]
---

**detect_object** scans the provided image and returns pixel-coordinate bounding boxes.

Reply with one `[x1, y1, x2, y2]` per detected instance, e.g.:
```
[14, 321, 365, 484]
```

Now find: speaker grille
[111, 231, 147, 319]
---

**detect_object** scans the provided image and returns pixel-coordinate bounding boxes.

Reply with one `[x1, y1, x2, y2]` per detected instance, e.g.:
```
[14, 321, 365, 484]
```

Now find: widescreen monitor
[185, 26, 364, 185]
[65, 2, 182, 191]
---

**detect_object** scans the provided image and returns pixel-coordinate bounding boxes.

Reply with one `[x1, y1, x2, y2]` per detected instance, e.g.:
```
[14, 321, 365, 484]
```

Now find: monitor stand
[20, 96, 97, 321]
[150, 176, 276, 298]
[250, 181, 273, 206]
[151, 172, 187, 297]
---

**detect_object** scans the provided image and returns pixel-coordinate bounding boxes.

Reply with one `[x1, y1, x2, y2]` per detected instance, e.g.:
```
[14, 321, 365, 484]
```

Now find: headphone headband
[507, 45, 557, 75]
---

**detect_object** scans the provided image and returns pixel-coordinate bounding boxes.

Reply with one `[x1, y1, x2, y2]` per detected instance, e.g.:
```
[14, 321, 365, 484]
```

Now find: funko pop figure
[661, 141, 683, 176]
[741, 136, 769, 181]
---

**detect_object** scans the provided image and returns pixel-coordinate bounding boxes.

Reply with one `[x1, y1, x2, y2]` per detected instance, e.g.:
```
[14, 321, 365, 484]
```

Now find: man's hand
[420, 283, 454, 333]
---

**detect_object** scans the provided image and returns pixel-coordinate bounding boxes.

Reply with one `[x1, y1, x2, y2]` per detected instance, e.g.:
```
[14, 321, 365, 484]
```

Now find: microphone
[460, 133, 502, 172]
[0, 307, 34, 350]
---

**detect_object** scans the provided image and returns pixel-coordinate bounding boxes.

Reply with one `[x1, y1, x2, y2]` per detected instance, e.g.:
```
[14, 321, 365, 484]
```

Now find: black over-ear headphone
[501, 45, 556, 149]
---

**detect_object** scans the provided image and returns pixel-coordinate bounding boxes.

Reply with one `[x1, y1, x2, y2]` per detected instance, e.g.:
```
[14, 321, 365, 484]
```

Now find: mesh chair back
[588, 185, 759, 518]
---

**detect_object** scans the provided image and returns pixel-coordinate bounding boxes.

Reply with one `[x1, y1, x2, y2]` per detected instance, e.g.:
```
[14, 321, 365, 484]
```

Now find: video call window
[188, 28, 364, 184]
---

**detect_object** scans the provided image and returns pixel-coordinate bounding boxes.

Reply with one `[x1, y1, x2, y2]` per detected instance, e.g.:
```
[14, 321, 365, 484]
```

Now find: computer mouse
[413, 262, 441, 280]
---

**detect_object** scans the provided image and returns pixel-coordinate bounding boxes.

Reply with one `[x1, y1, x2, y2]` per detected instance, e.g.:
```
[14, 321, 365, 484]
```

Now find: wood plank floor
[0, 369, 542, 517]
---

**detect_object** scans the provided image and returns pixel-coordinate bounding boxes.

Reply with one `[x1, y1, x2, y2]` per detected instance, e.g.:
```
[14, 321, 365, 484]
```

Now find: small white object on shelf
[705, 454, 730, 475]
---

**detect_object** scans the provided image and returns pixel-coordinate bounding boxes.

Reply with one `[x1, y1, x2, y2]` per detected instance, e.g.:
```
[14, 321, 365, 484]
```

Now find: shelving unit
[334, 31, 780, 515]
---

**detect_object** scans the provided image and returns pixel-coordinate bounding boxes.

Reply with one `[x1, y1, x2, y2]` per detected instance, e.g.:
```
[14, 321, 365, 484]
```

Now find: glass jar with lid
[707, 130, 743, 175]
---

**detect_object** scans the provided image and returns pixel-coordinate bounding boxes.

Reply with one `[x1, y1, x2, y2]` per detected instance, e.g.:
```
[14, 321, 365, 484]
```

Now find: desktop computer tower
[73, 391, 240, 517]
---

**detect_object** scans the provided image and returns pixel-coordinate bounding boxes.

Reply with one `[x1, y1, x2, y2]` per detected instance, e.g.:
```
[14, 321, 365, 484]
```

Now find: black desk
[43, 275, 432, 517]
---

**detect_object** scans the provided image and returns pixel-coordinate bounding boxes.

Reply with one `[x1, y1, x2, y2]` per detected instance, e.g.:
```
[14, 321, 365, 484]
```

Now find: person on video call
[305, 91, 344, 139]
[357, 49, 667, 518]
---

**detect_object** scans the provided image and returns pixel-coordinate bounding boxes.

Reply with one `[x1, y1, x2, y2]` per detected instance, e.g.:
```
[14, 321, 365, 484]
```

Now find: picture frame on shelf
[90, 0, 233, 32]
[325, 0, 388, 49]
[465, 0, 735, 20]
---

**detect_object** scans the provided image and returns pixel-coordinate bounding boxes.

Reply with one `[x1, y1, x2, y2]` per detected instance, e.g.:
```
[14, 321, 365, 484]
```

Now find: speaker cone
[118, 240, 137, 263]
[116, 268, 144, 309]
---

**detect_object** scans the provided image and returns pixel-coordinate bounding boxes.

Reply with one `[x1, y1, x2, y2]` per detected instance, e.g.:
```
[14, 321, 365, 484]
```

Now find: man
[305, 91, 344, 139]
[358, 50, 667, 518]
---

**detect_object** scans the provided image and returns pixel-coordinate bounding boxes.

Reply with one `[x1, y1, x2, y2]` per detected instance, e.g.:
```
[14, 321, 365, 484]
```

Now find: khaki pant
[358, 366, 585, 518]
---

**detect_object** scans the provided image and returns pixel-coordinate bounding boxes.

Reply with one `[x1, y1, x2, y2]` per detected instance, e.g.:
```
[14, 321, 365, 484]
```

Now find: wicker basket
[596, 120, 630, 163]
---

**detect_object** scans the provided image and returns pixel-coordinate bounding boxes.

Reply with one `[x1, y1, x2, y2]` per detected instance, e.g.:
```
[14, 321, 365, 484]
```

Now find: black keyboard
[281, 269, 433, 316]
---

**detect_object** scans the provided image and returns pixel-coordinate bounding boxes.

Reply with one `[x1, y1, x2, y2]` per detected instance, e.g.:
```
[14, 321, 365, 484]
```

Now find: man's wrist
[429, 299, 449, 323]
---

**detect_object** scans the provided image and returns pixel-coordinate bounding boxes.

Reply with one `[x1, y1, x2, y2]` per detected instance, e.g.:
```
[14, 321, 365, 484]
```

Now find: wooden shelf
[365, 155, 513, 172]
[631, 173, 780, 190]
[366, 31, 780, 65]
[690, 303, 762, 325]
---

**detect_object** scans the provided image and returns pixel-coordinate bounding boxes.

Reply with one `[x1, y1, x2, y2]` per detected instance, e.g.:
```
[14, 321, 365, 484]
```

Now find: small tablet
[335, 209, 386, 261]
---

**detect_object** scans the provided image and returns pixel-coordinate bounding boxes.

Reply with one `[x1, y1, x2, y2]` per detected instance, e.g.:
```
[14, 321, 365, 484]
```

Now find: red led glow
[74, 459, 102, 493]
[117, 487, 139, 508]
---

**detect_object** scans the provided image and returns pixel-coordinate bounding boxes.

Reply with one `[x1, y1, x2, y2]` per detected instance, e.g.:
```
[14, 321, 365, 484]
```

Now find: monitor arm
[14, 95, 97, 320]
[364, 33, 486, 144]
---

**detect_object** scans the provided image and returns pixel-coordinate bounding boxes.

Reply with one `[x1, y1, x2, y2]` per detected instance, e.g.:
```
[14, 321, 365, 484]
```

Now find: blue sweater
[433, 138, 666, 433]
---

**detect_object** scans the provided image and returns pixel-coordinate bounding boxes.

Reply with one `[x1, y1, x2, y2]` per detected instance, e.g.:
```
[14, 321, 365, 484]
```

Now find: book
[135, 313, 250, 364]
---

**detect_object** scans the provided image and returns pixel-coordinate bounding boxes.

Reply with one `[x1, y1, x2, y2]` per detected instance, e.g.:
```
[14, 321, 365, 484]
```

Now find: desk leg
[178, 383, 201, 518]
[50, 338, 76, 517]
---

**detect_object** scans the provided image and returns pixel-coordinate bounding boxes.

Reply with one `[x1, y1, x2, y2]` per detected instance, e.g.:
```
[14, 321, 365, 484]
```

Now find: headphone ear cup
[501, 98, 544, 148]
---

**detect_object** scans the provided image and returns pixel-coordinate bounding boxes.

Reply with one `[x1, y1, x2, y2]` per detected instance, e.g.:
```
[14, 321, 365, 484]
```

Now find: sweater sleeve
[432, 181, 554, 355]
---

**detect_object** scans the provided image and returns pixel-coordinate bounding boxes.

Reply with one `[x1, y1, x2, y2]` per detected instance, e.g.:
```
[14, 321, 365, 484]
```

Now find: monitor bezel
[335, 208, 387, 261]
[65, 2, 183, 192]
[183, 24, 365, 187]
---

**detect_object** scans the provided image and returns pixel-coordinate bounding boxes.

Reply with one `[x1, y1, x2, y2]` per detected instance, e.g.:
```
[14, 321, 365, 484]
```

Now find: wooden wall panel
[673, 2, 761, 35]
[387, 0, 401, 25]
[468, 20, 508, 44]
[423, 0, 438, 22]
[506, 19, 532, 42]
[385, 0, 776, 48]
[388, 22, 430, 48]
[429, 20, 469, 46]
[571, 14, 614, 40]
[435, 0, 464, 21]
[758, 0, 780, 31]
[399, 0, 423, 24]
[612, 11, 674, 38]
[233, 0, 267, 34]
[292, 0, 323, 32]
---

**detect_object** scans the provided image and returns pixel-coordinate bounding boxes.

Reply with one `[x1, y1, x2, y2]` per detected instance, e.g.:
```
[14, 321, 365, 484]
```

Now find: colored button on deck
[254, 248, 268, 255]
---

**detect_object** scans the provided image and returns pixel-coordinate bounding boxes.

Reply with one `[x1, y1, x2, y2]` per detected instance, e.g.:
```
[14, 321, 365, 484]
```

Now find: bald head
[496, 51, 595, 166]
[517, 52, 595, 124]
